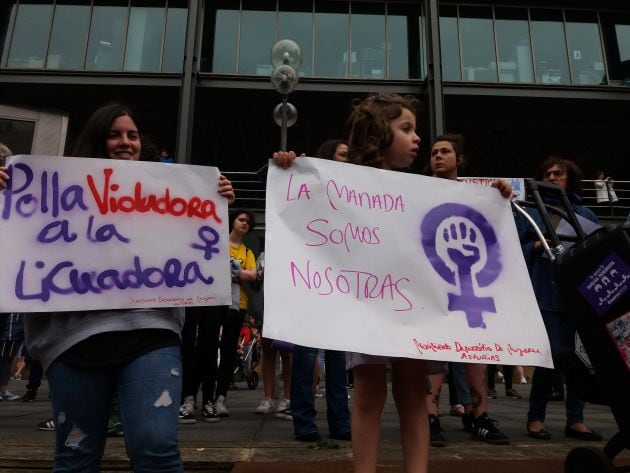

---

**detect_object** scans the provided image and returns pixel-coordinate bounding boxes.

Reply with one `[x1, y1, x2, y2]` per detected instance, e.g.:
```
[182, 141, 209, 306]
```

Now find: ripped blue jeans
[47, 346, 183, 473]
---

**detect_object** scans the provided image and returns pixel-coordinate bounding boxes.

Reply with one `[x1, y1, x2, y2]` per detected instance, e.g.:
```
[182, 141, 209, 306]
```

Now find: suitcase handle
[526, 179, 587, 243]
[512, 200, 557, 261]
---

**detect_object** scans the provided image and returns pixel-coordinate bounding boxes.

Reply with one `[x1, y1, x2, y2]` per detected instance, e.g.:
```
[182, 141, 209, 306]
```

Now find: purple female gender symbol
[420, 203, 502, 329]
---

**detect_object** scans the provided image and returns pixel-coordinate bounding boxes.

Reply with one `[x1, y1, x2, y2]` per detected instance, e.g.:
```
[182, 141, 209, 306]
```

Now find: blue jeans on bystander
[291, 345, 350, 439]
[528, 310, 585, 425]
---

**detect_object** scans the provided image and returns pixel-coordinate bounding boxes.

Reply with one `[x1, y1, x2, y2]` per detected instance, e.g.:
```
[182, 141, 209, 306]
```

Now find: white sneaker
[496, 371, 504, 383]
[274, 399, 292, 420]
[178, 396, 196, 424]
[520, 377, 528, 384]
[0, 391, 20, 401]
[255, 397, 275, 414]
[214, 395, 229, 417]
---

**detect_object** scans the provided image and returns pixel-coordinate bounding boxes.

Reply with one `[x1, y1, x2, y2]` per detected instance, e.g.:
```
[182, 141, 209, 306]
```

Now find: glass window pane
[0, 2, 17, 67]
[124, 1, 165, 72]
[618, 23, 630, 61]
[314, 1, 349, 78]
[162, 0, 187, 72]
[0, 118, 36, 155]
[439, 5, 460, 81]
[351, 3, 385, 79]
[211, 3, 239, 73]
[7, 1, 53, 69]
[615, 22, 630, 85]
[387, 14, 409, 79]
[459, 6, 497, 83]
[598, 12, 630, 86]
[238, 0, 275, 75]
[278, 2, 313, 77]
[565, 11, 605, 85]
[494, 8, 533, 83]
[86, 1, 128, 71]
[47, 2, 90, 70]
[530, 9, 570, 85]
[387, 2, 421, 79]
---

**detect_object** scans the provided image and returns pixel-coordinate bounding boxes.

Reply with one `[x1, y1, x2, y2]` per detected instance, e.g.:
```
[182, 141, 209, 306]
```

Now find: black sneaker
[179, 397, 197, 424]
[202, 402, 220, 423]
[20, 389, 37, 402]
[37, 418, 55, 431]
[505, 388, 522, 399]
[487, 388, 498, 399]
[472, 413, 510, 445]
[462, 412, 474, 433]
[428, 414, 447, 447]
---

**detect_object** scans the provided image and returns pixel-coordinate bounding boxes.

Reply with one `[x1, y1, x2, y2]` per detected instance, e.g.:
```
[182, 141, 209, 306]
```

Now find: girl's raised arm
[218, 174, 235, 205]
[272, 150, 297, 169]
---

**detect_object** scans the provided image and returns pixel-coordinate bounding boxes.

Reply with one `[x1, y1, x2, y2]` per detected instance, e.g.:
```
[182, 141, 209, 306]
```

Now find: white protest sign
[0, 155, 231, 312]
[460, 177, 526, 202]
[265, 158, 553, 368]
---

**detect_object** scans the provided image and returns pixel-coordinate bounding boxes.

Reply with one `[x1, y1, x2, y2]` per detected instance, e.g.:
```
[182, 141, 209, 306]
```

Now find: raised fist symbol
[443, 221, 481, 273]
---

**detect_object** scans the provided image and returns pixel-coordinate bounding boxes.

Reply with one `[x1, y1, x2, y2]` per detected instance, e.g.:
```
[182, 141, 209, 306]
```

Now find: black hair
[315, 139, 348, 161]
[72, 103, 157, 161]
[432, 133, 464, 158]
[228, 208, 256, 234]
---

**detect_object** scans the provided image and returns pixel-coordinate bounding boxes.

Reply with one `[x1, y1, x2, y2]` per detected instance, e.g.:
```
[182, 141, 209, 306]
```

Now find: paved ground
[1, 377, 628, 472]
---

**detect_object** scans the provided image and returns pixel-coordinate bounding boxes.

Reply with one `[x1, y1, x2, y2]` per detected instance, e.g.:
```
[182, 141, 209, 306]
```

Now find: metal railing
[223, 170, 267, 213]
[581, 178, 630, 222]
[224, 170, 630, 225]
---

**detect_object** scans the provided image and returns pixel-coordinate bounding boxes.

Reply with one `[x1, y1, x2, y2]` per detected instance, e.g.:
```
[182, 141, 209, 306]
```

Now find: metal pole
[425, 0, 445, 140]
[280, 95, 288, 151]
[175, 0, 202, 164]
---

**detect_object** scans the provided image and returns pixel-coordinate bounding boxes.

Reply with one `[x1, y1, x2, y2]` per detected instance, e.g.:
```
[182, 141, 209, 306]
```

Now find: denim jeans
[291, 345, 350, 438]
[528, 310, 585, 424]
[47, 345, 183, 473]
[448, 362, 471, 406]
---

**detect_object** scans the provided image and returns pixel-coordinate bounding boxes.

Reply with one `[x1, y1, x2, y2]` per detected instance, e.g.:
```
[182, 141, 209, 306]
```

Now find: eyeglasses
[543, 170, 566, 178]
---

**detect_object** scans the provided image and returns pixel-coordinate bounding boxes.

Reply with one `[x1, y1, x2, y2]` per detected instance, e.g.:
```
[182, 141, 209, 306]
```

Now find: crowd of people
[0, 92, 622, 473]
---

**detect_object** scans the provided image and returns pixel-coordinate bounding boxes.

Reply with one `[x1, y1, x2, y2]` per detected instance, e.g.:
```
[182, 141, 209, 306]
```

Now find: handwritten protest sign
[460, 177, 525, 202]
[0, 155, 231, 312]
[264, 158, 553, 367]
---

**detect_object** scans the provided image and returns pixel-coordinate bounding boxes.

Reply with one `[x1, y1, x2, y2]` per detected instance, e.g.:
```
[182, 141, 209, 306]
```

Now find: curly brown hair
[347, 93, 419, 169]
[535, 156, 584, 195]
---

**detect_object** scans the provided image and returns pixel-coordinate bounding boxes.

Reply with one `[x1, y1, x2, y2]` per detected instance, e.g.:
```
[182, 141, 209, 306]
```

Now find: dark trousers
[215, 308, 246, 398]
[181, 306, 222, 405]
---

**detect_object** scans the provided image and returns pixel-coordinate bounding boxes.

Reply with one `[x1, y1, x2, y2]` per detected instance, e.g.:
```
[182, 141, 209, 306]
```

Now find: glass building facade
[1, 0, 630, 185]
[2, 1, 630, 86]
[0, 0, 187, 72]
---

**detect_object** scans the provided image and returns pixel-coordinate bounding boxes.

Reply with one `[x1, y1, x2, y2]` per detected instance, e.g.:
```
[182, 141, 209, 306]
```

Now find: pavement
[0, 376, 628, 472]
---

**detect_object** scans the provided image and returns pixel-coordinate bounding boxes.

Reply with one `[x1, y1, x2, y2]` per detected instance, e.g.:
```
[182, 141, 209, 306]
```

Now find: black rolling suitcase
[513, 179, 630, 473]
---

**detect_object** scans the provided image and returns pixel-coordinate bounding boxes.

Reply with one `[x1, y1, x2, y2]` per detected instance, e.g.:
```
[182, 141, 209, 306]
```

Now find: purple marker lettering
[393, 278, 413, 311]
[40, 172, 49, 215]
[190, 226, 221, 261]
[305, 219, 329, 247]
[285, 174, 312, 202]
[15, 256, 216, 302]
[37, 220, 78, 243]
[320, 267, 334, 295]
[2, 163, 34, 220]
[326, 180, 405, 213]
[86, 215, 130, 243]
